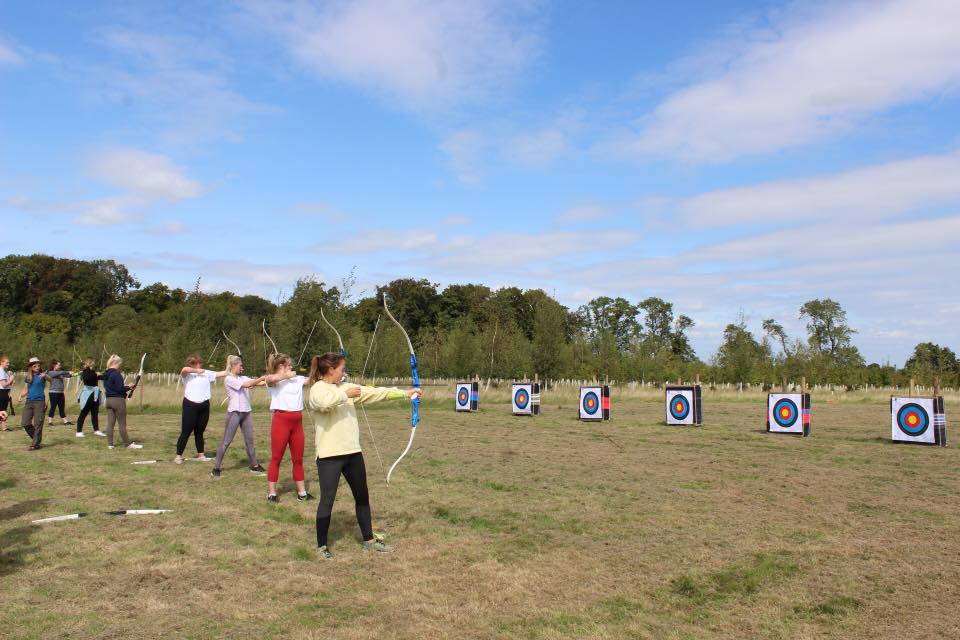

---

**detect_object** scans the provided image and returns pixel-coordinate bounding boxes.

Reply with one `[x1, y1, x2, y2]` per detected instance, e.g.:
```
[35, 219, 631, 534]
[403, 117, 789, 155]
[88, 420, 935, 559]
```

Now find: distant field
[1, 396, 957, 639]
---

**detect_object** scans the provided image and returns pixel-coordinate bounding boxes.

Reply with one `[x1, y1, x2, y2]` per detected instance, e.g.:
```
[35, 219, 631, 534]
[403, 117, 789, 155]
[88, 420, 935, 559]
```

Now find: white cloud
[91, 27, 271, 146]
[611, 0, 960, 162]
[75, 197, 145, 226]
[88, 148, 203, 201]
[554, 204, 609, 225]
[679, 150, 960, 227]
[239, 0, 541, 109]
[438, 130, 487, 185]
[0, 36, 23, 66]
[328, 230, 439, 254]
[146, 221, 188, 236]
[505, 128, 568, 169]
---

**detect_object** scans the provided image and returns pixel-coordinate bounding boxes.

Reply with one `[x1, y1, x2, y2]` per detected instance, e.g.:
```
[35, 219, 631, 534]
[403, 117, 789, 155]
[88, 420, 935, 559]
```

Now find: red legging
[267, 410, 305, 483]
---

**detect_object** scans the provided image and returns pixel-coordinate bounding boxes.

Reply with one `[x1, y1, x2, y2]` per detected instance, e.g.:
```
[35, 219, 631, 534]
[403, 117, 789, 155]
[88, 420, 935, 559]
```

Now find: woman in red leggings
[263, 353, 314, 503]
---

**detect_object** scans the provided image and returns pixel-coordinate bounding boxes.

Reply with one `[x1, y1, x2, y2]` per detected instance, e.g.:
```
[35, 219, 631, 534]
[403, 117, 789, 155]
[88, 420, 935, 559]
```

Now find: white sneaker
[174, 456, 184, 465]
[94, 431, 107, 437]
[75, 432, 85, 438]
[108, 445, 115, 449]
[194, 454, 212, 462]
[126, 442, 143, 449]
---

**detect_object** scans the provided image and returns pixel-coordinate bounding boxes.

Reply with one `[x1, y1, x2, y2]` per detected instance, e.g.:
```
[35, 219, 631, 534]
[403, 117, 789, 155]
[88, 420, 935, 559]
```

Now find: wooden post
[909, 377, 915, 396]
[801, 376, 806, 394]
[933, 376, 941, 398]
[781, 376, 787, 393]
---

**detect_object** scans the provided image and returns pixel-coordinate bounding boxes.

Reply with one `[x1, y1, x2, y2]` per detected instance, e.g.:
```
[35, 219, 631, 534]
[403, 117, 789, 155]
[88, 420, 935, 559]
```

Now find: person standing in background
[75, 357, 106, 438]
[0, 355, 12, 431]
[46, 359, 73, 427]
[18, 357, 48, 450]
[102, 354, 143, 450]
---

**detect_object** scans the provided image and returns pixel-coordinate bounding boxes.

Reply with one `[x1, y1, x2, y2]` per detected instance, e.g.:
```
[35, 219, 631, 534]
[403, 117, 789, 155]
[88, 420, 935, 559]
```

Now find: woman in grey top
[46, 360, 73, 427]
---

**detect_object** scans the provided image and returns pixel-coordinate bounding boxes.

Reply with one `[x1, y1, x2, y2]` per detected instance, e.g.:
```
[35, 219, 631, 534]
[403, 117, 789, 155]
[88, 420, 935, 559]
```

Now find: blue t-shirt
[26, 374, 46, 401]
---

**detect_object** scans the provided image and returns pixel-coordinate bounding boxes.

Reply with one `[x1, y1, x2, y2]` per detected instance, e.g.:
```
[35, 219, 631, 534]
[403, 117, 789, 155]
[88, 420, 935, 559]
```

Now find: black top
[81, 368, 103, 386]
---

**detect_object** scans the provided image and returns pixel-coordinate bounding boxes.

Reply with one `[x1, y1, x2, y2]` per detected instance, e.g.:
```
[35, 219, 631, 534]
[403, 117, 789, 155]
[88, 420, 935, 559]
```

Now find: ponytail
[266, 352, 292, 374]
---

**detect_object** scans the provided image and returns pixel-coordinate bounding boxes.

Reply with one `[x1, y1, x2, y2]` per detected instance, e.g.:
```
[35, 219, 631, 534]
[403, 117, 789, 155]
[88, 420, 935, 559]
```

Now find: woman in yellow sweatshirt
[306, 352, 420, 558]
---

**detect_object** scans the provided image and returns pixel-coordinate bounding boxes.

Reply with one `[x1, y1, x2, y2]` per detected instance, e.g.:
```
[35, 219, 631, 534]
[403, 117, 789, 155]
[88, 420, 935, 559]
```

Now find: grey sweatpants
[22, 400, 46, 446]
[105, 396, 130, 447]
[213, 411, 259, 469]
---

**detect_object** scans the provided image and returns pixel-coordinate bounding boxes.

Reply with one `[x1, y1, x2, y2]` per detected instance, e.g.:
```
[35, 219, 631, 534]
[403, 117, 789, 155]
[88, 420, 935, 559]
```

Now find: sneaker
[267, 494, 279, 504]
[194, 454, 212, 461]
[210, 468, 222, 478]
[361, 539, 393, 553]
[174, 456, 184, 465]
[317, 545, 334, 560]
[126, 442, 143, 449]
[63, 420, 72, 425]
[297, 492, 315, 501]
[75, 432, 85, 438]
[28, 444, 40, 451]
[249, 464, 266, 475]
[94, 431, 107, 437]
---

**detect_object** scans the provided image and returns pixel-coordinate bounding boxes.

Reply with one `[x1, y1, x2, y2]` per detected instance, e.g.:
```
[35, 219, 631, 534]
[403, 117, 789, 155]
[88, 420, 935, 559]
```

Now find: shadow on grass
[0, 498, 48, 577]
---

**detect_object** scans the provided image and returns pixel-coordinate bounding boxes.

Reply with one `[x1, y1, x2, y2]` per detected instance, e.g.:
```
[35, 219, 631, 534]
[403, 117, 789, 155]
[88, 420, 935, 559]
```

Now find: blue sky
[2, 0, 959, 365]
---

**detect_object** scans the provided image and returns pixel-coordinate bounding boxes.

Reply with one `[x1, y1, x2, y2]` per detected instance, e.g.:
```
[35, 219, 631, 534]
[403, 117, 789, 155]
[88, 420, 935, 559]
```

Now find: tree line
[0, 254, 956, 387]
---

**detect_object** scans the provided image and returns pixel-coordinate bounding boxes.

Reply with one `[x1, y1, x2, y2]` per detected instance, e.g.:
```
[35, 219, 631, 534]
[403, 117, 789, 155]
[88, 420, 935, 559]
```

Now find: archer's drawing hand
[345, 387, 362, 399]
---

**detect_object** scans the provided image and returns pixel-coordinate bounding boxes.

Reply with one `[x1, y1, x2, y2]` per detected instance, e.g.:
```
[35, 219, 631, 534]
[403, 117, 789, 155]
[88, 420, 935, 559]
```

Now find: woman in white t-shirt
[176, 354, 227, 464]
[0, 354, 12, 431]
[211, 355, 266, 477]
[263, 352, 313, 503]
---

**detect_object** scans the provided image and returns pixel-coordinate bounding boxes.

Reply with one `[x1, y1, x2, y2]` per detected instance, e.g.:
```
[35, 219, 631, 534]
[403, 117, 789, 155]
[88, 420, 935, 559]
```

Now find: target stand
[767, 393, 811, 437]
[665, 385, 702, 425]
[455, 381, 480, 412]
[891, 396, 947, 446]
[512, 383, 540, 416]
[579, 385, 610, 421]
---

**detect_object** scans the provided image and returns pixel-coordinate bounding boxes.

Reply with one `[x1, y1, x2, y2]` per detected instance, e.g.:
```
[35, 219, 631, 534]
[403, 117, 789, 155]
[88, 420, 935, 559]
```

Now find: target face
[891, 397, 936, 443]
[767, 393, 805, 433]
[582, 391, 599, 414]
[773, 398, 799, 428]
[457, 386, 469, 407]
[515, 389, 529, 408]
[512, 383, 536, 415]
[665, 388, 695, 425]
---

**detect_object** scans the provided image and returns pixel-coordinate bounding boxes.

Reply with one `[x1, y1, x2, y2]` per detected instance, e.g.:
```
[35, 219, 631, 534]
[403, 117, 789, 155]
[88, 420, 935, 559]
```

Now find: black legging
[316, 453, 373, 547]
[48, 392, 66, 418]
[0, 389, 10, 411]
[177, 398, 210, 455]
[77, 394, 100, 432]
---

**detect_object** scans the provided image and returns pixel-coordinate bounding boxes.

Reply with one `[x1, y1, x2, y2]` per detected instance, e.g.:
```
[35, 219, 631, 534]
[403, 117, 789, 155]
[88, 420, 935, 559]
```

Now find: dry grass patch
[1, 397, 958, 639]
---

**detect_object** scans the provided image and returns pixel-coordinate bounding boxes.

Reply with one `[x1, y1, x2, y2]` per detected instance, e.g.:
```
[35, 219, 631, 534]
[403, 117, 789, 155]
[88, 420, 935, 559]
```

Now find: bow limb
[296, 320, 319, 369]
[222, 330, 242, 357]
[383, 294, 421, 484]
[262, 319, 279, 356]
[127, 352, 146, 398]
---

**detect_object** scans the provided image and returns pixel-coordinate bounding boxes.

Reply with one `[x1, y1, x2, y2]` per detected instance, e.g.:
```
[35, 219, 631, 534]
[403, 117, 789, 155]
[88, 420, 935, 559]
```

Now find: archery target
[767, 393, 809, 435]
[512, 383, 539, 416]
[579, 387, 599, 420]
[891, 397, 938, 444]
[456, 383, 471, 411]
[665, 386, 701, 425]
[455, 382, 479, 412]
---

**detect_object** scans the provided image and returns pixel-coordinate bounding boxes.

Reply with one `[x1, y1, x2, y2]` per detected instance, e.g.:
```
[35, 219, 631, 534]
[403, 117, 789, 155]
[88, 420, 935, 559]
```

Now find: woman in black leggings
[305, 352, 420, 558]
[175, 354, 226, 464]
[75, 357, 106, 437]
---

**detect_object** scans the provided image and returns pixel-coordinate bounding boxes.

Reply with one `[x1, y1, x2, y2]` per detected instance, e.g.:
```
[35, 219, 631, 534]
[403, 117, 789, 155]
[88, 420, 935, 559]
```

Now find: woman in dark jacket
[102, 354, 142, 450]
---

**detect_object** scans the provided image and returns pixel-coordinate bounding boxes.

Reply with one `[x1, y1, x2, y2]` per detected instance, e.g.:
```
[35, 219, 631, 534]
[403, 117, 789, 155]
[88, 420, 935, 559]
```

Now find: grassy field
[1, 395, 957, 639]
